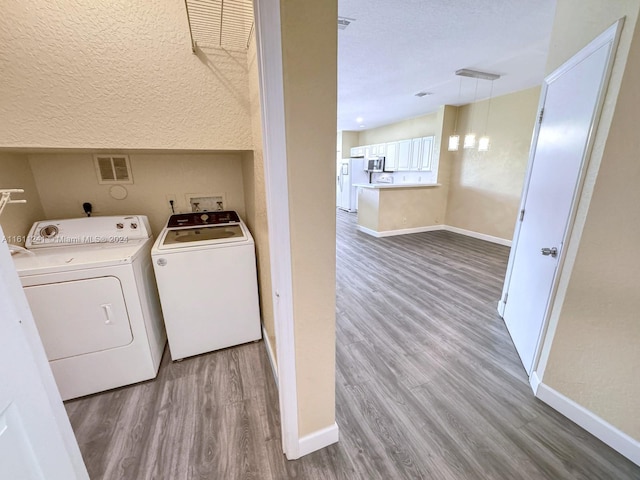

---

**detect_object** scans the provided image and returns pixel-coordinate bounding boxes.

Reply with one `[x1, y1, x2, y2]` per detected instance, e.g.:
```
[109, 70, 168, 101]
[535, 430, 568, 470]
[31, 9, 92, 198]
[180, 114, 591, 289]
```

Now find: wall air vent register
[93, 154, 133, 184]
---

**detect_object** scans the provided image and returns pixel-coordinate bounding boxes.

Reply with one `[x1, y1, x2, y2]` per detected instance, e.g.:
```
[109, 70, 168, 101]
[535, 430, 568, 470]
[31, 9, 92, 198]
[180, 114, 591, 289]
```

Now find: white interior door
[502, 22, 622, 375]
[0, 229, 88, 479]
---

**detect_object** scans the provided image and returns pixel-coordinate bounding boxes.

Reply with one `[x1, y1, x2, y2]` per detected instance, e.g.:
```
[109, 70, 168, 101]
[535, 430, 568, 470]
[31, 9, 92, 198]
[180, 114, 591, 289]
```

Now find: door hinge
[519, 209, 525, 221]
[538, 108, 544, 124]
[503, 292, 508, 304]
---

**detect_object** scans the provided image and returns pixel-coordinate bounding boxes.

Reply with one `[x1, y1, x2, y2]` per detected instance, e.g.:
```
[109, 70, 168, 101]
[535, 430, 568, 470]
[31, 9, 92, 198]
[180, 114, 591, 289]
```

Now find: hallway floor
[65, 210, 640, 479]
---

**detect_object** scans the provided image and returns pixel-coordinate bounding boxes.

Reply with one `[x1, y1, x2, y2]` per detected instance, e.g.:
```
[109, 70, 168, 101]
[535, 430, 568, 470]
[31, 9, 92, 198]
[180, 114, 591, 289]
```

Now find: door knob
[541, 247, 558, 258]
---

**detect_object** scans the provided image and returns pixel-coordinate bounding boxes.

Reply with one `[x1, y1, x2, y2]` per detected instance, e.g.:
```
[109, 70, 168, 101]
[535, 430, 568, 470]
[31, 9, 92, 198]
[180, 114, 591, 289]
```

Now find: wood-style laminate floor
[65, 210, 640, 479]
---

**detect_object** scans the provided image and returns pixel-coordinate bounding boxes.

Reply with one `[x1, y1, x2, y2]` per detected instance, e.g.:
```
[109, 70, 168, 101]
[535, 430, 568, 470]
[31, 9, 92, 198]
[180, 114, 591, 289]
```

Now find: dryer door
[24, 277, 133, 360]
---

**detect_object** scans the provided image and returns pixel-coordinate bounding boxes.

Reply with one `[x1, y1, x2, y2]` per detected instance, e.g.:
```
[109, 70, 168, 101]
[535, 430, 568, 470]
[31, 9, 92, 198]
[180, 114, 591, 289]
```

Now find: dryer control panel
[26, 215, 152, 248]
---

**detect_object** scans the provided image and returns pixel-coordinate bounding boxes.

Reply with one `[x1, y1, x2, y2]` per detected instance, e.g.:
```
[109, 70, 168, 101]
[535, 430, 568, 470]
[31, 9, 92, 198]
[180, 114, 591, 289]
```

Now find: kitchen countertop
[353, 183, 441, 189]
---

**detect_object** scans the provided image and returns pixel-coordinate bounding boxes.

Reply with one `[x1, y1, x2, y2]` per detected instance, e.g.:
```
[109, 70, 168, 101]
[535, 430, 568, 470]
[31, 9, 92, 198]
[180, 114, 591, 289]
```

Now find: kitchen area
[336, 105, 455, 237]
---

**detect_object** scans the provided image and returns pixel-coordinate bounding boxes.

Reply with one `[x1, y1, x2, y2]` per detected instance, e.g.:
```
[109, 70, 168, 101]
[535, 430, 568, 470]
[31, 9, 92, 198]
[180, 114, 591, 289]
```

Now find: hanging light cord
[483, 80, 495, 135]
[453, 77, 462, 133]
[470, 78, 479, 133]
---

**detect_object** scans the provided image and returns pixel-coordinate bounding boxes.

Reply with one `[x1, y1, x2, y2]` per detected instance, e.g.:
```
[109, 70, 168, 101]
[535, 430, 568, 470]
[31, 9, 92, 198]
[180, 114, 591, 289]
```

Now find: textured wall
[0, 1, 252, 150]
[538, 0, 640, 441]
[0, 153, 46, 245]
[27, 152, 246, 236]
[280, 0, 337, 437]
[358, 112, 439, 145]
[357, 188, 380, 231]
[378, 188, 444, 231]
[445, 87, 540, 240]
[243, 36, 276, 361]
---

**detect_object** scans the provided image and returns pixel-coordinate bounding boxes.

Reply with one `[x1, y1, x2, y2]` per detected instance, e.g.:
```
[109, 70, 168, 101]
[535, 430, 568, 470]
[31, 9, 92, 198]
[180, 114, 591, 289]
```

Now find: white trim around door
[253, 0, 300, 460]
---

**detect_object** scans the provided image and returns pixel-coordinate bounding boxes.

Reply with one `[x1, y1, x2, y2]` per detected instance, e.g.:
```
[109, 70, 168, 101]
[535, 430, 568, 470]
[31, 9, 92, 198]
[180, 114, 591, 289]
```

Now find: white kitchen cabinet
[419, 136, 434, 171]
[410, 138, 422, 170]
[350, 146, 365, 157]
[384, 142, 399, 171]
[397, 140, 411, 170]
[365, 143, 386, 157]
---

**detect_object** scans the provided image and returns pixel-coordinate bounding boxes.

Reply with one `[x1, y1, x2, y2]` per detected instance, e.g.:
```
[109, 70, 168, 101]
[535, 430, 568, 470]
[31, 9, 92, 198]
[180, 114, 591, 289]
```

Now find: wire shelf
[185, 0, 255, 51]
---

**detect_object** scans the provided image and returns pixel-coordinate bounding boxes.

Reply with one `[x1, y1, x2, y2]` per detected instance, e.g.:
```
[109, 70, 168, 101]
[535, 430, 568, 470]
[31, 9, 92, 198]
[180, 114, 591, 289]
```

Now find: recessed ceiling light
[356, 116, 364, 123]
[338, 17, 355, 30]
[415, 91, 433, 97]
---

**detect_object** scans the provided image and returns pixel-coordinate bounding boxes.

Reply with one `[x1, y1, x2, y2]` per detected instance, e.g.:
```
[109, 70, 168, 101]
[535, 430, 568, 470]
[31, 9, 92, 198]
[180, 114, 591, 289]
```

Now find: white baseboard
[356, 223, 512, 246]
[262, 324, 278, 387]
[442, 225, 512, 247]
[356, 224, 443, 238]
[529, 371, 541, 395]
[293, 422, 340, 459]
[535, 380, 640, 466]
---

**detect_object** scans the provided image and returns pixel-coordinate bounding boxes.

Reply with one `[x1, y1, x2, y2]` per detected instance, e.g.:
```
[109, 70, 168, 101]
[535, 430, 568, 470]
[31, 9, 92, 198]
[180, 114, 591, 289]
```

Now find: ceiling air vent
[94, 154, 133, 184]
[338, 17, 355, 30]
[415, 91, 433, 97]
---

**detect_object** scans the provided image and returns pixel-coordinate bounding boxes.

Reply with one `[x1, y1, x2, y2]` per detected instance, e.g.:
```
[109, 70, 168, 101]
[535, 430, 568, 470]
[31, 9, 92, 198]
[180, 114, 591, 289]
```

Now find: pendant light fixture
[478, 79, 495, 152]
[448, 78, 462, 151]
[455, 68, 501, 151]
[463, 78, 479, 149]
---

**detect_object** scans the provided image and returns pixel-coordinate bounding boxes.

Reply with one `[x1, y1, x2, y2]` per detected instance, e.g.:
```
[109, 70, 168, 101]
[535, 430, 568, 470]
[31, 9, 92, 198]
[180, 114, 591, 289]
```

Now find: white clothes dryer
[12, 216, 166, 400]
[151, 211, 261, 361]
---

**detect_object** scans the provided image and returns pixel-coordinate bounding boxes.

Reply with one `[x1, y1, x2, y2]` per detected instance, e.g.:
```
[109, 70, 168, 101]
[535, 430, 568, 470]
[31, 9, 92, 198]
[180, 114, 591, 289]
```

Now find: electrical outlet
[165, 194, 177, 214]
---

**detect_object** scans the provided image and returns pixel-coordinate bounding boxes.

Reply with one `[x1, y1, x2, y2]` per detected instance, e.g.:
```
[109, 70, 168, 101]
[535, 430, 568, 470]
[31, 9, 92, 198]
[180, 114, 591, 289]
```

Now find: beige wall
[357, 188, 381, 231]
[378, 188, 444, 231]
[26, 152, 246, 236]
[0, 1, 251, 150]
[539, 0, 640, 441]
[244, 36, 276, 361]
[339, 131, 360, 160]
[358, 112, 439, 145]
[435, 105, 457, 211]
[280, 0, 337, 437]
[0, 153, 45, 245]
[445, 87, 540, 240]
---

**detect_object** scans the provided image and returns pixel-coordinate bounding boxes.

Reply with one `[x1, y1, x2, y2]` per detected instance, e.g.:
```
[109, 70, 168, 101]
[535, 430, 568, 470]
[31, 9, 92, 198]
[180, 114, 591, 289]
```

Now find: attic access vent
[338, 17, 355, 30]
[94, 154, 133, 185]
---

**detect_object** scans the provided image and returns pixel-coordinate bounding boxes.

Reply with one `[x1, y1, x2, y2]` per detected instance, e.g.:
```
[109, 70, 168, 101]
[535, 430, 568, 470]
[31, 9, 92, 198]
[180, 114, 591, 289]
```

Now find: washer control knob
[130, 223, 138, 229]
[116, 223, 124, 229]
[156, 258, 167, 267]
[40, 225, 59, 239]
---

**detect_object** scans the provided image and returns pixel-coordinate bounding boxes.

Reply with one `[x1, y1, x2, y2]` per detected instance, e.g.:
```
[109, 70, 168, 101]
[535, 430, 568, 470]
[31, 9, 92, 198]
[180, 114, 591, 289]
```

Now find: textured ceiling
[338, 0, 557, 130]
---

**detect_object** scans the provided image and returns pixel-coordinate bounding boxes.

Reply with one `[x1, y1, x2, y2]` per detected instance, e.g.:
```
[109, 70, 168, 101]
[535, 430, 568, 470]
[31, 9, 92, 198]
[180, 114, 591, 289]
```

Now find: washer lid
[157, 224, 246, 250]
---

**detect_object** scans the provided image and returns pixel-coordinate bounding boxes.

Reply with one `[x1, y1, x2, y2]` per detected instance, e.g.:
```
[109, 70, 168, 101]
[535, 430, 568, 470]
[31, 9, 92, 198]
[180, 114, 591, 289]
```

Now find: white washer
[12, 216, 166, 401]
[151, 211, 261, 361]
